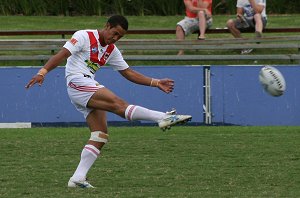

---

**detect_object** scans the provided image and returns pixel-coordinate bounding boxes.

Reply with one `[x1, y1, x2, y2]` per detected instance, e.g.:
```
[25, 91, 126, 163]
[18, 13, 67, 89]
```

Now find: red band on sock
[127, 105, 136, 121]
[84, 146, 100, 156]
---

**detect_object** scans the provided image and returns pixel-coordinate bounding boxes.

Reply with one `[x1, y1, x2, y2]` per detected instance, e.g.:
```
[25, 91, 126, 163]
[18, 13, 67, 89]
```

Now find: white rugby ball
[259, 66, 286, 97]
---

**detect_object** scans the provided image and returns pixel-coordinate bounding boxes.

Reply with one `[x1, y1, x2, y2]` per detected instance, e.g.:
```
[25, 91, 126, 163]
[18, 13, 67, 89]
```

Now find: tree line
[0, 0, 299, 16]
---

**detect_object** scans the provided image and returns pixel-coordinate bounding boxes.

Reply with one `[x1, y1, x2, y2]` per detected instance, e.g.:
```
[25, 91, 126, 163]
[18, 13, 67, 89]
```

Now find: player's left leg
[68, 109, 108, 188]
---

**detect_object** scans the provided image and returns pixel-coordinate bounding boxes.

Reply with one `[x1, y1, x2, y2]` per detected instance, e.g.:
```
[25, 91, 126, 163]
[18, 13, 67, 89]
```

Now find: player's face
[103, 24, 126, 45]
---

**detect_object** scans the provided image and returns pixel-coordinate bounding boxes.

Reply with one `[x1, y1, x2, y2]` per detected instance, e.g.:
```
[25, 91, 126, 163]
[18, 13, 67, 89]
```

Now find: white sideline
[0, 122, 32, 128]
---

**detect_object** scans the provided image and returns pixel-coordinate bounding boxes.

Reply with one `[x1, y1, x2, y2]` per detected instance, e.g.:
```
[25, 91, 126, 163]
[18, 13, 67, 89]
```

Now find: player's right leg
[124, 105, 192, 131]
[87, 88, 192, 131]
[157, 109, 192, 131]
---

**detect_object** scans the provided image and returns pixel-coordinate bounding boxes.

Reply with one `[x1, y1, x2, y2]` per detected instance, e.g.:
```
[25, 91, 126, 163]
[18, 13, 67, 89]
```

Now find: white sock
[71, 144, 100, 181]
[125, 105, 165, 122]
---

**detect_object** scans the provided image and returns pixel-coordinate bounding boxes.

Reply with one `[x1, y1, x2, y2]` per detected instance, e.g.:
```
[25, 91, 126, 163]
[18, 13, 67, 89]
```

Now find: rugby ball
[259, 66, 286, 97]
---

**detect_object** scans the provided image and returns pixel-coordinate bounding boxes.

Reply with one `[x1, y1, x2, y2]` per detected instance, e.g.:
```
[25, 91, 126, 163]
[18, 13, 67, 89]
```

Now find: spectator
[226, 0, 267, 54]
[176, 0, 213, 55]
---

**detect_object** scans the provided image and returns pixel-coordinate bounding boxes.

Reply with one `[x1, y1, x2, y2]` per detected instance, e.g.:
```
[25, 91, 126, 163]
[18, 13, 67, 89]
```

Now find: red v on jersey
[87, 31, 115, 69]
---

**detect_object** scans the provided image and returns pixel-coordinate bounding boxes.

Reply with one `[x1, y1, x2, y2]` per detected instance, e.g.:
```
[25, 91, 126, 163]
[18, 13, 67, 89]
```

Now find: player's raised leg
[88, 88, 192, 130]
[124, 105, 192, 131]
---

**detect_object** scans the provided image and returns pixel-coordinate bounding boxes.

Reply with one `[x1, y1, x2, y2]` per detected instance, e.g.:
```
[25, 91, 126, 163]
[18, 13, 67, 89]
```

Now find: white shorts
[67, 74, 104, 118]
[177, 16, 213, 36]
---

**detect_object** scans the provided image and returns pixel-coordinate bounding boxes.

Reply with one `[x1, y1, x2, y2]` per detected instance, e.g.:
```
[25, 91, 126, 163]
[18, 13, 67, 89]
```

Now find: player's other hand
[158, 78, 174, 93]
[25, 74, 45, 89]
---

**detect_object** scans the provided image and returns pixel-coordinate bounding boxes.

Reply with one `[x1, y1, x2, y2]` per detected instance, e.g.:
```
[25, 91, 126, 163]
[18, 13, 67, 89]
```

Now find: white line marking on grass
[0, 122, 32, 128]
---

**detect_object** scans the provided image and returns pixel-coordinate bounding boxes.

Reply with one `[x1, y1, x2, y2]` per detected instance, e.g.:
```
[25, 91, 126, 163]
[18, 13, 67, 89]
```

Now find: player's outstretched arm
[119, 68, 174, 93]
[25, 48, 71, 89]
[154, 78, 174, 93]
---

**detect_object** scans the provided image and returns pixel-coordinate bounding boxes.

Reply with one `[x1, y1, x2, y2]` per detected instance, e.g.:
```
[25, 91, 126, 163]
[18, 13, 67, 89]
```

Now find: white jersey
[63, 30, 129, 82]
[237, 0, 267, 19]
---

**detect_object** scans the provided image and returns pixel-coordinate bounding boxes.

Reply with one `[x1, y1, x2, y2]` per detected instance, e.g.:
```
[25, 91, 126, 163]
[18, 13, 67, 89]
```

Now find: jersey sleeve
[63, 30, 86, 54]
[107, 46, 129, 71]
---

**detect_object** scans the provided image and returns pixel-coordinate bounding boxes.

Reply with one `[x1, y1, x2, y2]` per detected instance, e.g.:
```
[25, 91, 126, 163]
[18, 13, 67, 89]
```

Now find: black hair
[107, 15, 128, 31]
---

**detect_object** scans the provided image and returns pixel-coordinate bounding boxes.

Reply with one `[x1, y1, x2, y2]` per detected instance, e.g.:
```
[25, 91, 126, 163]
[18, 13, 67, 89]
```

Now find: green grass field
[0, 126, 299, 197]
[1, 15, 300, 33]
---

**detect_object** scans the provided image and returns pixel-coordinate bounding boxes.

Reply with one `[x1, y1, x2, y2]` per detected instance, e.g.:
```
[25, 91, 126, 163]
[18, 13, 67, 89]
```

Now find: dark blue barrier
[211, 66, 300, 126]
[0, 66, 204, 125]
[1, 65, 299, 126]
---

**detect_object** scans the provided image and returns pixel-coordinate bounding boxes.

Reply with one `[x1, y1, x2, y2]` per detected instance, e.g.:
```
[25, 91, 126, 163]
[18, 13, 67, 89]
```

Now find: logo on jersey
[102, 52, 111, 62]
[86, 31, 115, 74]
[69, 38, 78, 45]
[91, 47, 98, 54]
[85, 60, 99, 74]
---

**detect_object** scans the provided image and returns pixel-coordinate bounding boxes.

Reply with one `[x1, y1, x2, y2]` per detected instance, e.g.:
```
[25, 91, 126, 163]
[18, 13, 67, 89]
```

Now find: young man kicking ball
[25, 15, 192, 188]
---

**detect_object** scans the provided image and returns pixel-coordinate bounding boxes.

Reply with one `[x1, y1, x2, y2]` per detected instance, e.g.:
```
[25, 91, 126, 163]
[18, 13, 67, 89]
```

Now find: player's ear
[105, 23, 112, 30]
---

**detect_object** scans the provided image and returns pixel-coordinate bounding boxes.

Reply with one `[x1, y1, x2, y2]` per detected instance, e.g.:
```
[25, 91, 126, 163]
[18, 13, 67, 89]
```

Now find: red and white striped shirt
[63, 29, 129, 80]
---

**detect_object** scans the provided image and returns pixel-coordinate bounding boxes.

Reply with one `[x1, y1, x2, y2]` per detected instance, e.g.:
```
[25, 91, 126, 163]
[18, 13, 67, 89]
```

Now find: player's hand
[157, 78, 174, 93]
[25, 74, 45, 89]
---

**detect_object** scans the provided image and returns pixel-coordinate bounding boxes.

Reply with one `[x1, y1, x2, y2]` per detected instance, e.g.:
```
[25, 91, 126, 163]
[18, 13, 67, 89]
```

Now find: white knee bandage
[89, 131, 109, 144]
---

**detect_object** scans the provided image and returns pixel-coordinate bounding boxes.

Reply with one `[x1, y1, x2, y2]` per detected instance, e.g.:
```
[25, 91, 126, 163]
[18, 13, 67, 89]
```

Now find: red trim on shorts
[68, 82, 100, 92]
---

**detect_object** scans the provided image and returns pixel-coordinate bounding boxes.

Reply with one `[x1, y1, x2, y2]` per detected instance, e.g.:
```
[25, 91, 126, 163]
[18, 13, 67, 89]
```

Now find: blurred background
[0, 0, 299, 16]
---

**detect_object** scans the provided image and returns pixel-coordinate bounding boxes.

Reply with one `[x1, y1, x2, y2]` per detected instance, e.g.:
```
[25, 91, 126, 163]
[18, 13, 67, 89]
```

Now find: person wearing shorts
[26, 15, 192, 188]
[176, 0, 213, 55]
[226, 0, 267, 54]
